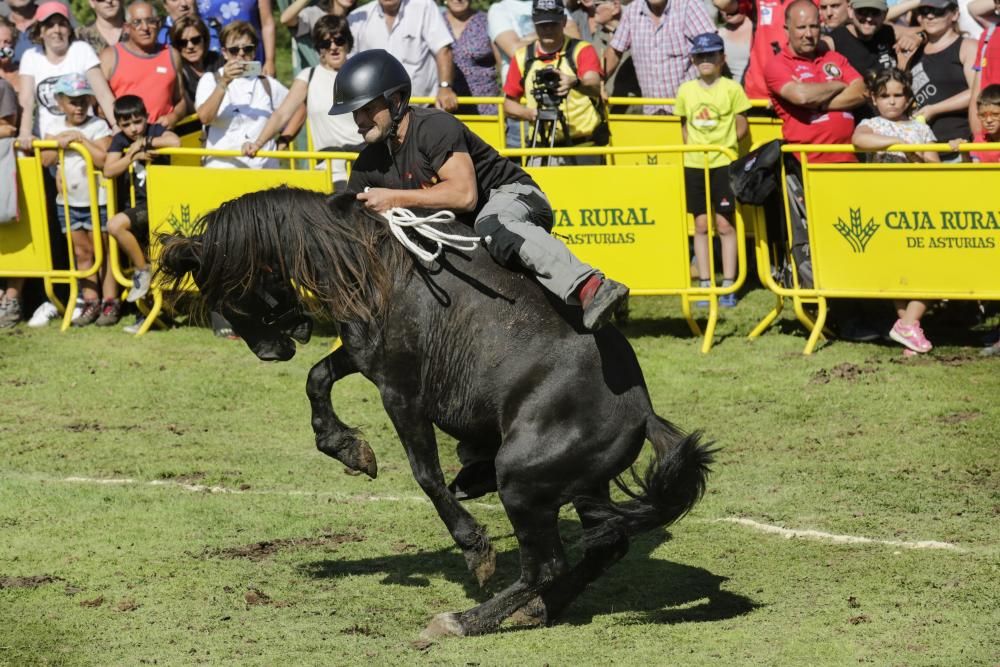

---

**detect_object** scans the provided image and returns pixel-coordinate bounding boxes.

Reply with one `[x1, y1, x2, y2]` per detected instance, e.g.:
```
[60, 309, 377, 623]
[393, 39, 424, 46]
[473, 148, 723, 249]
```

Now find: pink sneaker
[889, 319, 932, 353]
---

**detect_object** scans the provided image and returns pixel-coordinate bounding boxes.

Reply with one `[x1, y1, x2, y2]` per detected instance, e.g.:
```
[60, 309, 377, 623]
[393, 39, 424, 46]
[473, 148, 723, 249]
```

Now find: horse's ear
[157, 233, 202, 280]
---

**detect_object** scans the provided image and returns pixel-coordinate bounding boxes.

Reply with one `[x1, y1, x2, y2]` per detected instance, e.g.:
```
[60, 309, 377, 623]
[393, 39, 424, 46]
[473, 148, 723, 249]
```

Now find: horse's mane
[165, 187, 414, 324]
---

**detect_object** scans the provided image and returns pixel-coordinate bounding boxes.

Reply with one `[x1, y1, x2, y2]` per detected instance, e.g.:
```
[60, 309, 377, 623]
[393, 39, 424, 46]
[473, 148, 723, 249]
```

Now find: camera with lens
[532, 67, 565, 110]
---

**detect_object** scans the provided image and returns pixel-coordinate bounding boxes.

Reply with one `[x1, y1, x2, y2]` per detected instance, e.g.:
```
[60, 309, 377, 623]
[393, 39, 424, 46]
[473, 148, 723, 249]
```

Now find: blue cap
[689, 32, 725, 55]
[53, 73, 94, 97]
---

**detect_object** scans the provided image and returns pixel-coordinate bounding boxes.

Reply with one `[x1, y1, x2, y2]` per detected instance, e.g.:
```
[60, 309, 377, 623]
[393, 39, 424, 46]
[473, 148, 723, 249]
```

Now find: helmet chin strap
[385, 93, 407, 145]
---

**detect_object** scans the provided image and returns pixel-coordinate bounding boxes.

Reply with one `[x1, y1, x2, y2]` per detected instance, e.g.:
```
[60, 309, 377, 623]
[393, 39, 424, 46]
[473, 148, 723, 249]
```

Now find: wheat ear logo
[165, 204, 196, 236]
[835, 208, 879, 253]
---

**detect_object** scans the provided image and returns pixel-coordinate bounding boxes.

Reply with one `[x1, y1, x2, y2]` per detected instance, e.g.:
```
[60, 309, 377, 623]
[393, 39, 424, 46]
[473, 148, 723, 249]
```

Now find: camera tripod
[529, 106, 571, 167]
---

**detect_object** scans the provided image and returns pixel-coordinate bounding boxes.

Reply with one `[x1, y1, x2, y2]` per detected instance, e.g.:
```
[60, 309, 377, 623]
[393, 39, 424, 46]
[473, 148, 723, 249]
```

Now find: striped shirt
[609, 0, 715, 114]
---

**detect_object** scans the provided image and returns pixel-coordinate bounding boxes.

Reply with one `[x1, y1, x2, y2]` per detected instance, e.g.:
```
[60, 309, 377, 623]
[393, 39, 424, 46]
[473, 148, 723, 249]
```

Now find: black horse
[158, 187, 715, 637]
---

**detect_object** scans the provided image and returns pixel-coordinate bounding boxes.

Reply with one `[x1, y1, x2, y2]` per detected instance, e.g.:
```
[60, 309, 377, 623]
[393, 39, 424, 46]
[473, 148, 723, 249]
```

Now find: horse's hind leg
[424, 489, 569, 637]
[381, 400, 496, 587]
[307, 349, 377, 478]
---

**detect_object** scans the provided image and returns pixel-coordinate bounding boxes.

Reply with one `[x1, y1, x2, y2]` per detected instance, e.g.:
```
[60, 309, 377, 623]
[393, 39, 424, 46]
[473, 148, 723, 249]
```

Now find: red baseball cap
[35, 2, 71, 24]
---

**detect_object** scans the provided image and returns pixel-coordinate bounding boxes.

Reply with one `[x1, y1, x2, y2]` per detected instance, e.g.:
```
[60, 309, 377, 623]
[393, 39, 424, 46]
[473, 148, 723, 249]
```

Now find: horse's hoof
[420, 612, 465, 639]
[465, 543, 496, 588]
[317, 432, 378, 479]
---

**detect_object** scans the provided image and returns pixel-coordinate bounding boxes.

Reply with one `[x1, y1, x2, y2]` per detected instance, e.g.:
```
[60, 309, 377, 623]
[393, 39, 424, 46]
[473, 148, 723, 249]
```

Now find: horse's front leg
[381, 394, 496, 587]
[307, 348, 377, 478]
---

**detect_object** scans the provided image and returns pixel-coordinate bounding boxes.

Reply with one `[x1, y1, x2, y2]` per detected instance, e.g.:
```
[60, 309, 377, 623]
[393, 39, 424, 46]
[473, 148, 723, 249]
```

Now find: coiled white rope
[382, 207, 481, 262]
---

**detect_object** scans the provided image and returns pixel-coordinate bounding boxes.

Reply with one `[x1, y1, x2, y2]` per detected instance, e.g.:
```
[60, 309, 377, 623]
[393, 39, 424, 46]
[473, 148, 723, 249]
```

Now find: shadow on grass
[299, 524, 757, 627]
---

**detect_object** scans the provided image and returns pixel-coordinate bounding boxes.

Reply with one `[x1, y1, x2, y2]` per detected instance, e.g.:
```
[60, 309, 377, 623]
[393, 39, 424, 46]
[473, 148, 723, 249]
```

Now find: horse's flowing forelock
[194, 187, 412, 324]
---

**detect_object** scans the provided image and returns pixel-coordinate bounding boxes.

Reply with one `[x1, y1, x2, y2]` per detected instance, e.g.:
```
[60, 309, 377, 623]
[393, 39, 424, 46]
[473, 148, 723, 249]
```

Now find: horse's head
[158, 233, 313, 362]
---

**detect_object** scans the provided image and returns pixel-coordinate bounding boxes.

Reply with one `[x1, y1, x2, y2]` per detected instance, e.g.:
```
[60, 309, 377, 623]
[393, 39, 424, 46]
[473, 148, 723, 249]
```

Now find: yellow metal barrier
[0, 141, 106, 331]
[411, 96, 505, 149]
[749, 143, 1000, 354]
[504, 143, 746, 353]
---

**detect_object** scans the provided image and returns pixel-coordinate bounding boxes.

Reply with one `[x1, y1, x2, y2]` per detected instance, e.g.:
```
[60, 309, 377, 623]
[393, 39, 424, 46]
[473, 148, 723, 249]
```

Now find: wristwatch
[439, 81, 451, 89]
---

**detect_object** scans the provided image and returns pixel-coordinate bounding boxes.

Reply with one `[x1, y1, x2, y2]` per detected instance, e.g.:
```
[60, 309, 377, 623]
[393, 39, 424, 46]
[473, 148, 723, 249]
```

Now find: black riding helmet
[329, 49, 411, 139]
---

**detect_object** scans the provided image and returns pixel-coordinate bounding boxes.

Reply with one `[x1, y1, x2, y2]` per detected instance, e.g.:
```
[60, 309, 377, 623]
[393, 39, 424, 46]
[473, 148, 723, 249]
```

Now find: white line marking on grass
[715, 517, 965, 552]
[53, 477, 968, 552]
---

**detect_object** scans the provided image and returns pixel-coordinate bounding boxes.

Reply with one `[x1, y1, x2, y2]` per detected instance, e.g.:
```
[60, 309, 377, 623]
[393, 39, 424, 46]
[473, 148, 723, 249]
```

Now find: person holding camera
[195, 20, 301, 169]
[502, 0, 606, 165]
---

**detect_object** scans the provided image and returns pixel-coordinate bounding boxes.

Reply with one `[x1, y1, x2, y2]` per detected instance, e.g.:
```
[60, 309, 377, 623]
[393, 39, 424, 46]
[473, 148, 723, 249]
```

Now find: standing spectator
[744, 0, 797, 100]
[199, 0, 276, 75]
[765, 0, 866, 162]
[675, 33, 750, 307]
[39, 73, 115, 327]
[713, 0, 753, 83]
[502, 0, 605, 163]
[17, 2, 116, 150]
[604, 0, 716, 113]
[968, 0, 999, 134]
[443, 0, 500, 115]
[819, 0, 850, 30]
[170, 15, 222, 108]
[8, 0, 40, 64]
[570, 0, 596, 41]
[347, 0, 459, 111]
[906, 0, 977, 160]
[195, 20, 294, 169]
[158, 0, 221, 52]
[100, 2, 186, 127]
[76, 0, 125, 54]
[592, 0, 641, 107]
[823, 0, 899, 75]
[280, 0, 356, 70]
[0, 16, 19, 90]
[244, 15, 357, 188]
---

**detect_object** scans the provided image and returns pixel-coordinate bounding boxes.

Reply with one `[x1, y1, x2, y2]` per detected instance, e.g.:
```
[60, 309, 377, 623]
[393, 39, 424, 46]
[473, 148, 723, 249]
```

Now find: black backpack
[729, 139, 783, 205]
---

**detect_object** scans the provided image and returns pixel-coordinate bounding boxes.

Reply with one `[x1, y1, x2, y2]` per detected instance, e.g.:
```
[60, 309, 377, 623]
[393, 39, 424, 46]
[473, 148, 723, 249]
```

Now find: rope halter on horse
[381, 207, 481, 263]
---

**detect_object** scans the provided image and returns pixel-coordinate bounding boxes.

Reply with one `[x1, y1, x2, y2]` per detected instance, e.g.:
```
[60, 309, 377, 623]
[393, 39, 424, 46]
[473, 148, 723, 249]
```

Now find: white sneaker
[71, 298, 85, 321]
[126, 269, 152, 303]
[123, 315, 146, 334]
[27, 301, 59, 328]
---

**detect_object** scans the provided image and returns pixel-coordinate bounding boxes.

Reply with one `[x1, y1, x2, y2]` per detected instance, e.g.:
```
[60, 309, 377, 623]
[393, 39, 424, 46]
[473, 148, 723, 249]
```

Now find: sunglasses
[129, 17, 160, 27]
[916, 5, 951, 16]
[854, 7, 884, 19]
[316, 34, 348, 50]
[174, 35, 204, 49]
[225, 44, 257, 56]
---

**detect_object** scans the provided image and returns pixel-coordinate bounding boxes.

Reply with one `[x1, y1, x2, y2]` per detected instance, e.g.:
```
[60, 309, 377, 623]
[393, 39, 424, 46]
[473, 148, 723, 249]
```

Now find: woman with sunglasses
[17, 2, 117, 151]
[280, 0, 356, 69]
[904, 0, 977, 160]
[243, 15, 358, 189]
[170, 14, 223, 109]
[196, 20, 298, 169]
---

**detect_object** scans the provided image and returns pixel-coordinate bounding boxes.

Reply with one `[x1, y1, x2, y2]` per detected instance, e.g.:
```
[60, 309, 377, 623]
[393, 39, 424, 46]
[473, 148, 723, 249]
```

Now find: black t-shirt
[109, 123, 169, 209]
[347, 107, 534, 221]
[830, 25, 897, 77]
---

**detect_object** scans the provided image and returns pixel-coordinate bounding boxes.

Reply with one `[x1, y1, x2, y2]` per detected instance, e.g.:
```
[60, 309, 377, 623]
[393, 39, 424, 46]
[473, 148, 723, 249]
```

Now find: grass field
[1, 290, 998, 666]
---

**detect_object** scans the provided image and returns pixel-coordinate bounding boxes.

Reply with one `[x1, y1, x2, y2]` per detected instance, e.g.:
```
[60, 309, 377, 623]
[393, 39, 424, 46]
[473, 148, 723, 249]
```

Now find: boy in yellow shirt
[674, 33, 750, 307]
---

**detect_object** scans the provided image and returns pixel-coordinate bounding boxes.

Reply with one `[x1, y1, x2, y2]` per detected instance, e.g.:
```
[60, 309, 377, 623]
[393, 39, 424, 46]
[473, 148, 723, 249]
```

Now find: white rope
[382, 207, 481, 262]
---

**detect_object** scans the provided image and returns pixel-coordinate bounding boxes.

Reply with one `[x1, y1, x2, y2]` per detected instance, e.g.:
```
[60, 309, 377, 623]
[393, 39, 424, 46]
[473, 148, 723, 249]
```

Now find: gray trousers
[474, 182, 596, 303]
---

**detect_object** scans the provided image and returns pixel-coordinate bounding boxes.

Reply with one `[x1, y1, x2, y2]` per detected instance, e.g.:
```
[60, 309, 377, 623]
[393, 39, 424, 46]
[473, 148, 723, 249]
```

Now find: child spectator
[40, 72, 115, 327]
[852, 67, 937, 354]
[103, 95, 180, 306]
[674, 33, 750, 308]
[970, 84, 1000, 162]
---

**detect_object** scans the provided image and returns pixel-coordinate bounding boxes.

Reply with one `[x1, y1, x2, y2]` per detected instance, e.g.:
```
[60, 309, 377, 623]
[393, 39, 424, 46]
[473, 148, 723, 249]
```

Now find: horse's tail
[579, 415, 716, 546]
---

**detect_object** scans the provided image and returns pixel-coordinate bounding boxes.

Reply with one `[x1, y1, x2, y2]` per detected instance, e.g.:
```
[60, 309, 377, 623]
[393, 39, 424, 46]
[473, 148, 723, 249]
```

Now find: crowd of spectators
[0, 0, 999, 342]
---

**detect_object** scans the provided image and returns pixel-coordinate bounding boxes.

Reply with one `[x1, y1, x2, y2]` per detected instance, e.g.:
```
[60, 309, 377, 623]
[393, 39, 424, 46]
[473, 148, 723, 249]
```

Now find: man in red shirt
[744, 0, 798, 100]
[765, 0, 865, 163]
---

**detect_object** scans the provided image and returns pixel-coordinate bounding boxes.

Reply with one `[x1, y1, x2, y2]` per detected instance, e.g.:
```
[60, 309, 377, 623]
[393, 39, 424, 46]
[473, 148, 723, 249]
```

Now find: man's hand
[357, 187, 398, 213]
[243, 140, 261, 157]
[436, 86, 458, 113]
[556, 71, 577, 98]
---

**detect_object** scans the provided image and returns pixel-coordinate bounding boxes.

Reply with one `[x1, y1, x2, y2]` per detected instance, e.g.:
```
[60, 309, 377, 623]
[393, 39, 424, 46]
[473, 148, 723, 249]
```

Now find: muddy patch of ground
[206, 533, 365, 562]
[0, 575, 64, 590]
[811, 362, 879, 384]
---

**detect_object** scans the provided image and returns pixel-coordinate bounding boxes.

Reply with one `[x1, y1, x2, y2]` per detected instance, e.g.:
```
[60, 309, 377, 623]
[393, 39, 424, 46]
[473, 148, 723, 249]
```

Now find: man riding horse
[328, 49, 630, 332]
